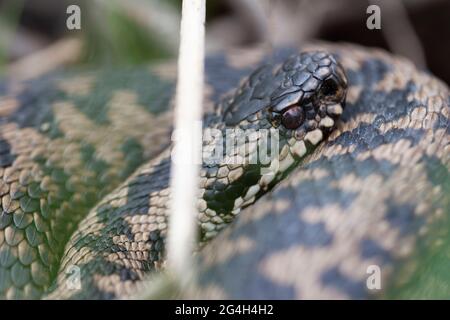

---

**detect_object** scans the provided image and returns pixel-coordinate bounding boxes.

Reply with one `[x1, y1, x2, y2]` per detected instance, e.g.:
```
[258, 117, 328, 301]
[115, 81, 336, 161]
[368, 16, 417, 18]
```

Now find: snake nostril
[320, 78, 339, 97]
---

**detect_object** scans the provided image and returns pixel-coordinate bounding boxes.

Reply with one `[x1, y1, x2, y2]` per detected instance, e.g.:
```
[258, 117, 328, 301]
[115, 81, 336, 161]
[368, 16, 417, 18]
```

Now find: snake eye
[281, 106, 305, 129]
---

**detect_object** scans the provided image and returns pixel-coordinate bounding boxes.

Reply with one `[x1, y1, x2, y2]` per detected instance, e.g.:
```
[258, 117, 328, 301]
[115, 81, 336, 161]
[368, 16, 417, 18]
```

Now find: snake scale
[0, 43, 448, 299]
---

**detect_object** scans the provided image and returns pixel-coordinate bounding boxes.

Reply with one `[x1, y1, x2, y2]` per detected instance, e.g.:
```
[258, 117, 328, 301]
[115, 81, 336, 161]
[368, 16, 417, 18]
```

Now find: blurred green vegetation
[0, 0, 187, 73]
[385, 161, 450, 299]
[0, 0, 235, 73]
[0, 0, 24, 72]
[81, 2, 172, 66]
[386, 224, 450, 299]
[80, 0, 226, 66]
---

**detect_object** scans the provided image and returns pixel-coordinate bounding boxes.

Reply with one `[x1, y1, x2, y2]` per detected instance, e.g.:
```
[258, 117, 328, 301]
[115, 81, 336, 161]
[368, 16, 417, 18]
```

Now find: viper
[0, 43, 448, 299]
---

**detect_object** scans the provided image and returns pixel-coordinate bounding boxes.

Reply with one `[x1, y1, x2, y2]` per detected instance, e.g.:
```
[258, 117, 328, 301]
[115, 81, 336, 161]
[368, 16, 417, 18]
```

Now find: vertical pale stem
[167, 0, 205, 285]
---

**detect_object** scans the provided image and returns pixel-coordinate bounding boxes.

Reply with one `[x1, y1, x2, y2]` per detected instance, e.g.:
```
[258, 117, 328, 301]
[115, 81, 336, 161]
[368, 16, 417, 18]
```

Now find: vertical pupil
[281, 106, 304, 129]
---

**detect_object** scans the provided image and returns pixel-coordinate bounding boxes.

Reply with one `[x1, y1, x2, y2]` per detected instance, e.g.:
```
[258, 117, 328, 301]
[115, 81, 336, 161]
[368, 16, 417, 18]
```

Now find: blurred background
[0, 0, 449, 84]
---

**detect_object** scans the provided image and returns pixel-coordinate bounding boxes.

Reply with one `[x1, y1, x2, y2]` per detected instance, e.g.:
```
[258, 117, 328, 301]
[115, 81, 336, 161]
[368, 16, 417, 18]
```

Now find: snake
[0, 43, 448, 299]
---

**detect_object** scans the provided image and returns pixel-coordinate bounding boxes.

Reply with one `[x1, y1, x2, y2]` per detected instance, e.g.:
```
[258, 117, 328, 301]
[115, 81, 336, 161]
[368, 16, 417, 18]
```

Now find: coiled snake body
[0, 43, 448, 299]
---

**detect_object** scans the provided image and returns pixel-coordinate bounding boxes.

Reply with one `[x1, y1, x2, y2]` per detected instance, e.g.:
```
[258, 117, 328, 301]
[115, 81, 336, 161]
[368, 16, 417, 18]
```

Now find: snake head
[200, 51, 347, 240]
[221, 51, 347, 163]
[268, 51, 347, 155]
